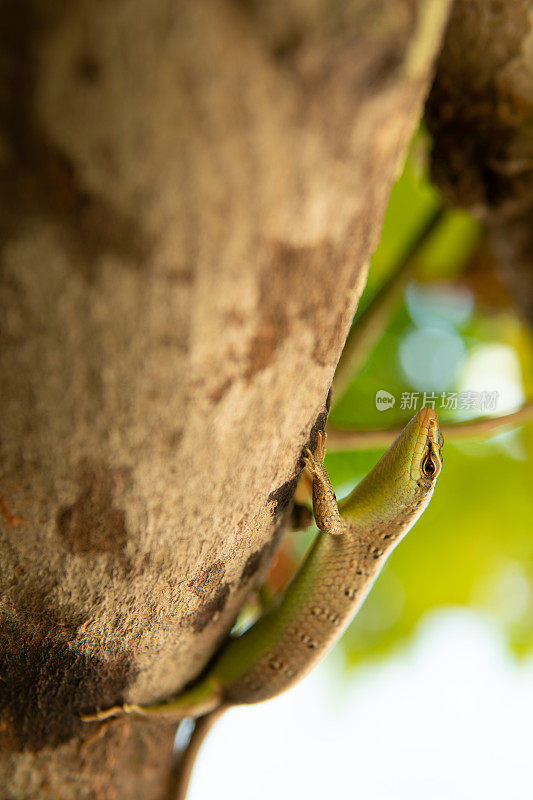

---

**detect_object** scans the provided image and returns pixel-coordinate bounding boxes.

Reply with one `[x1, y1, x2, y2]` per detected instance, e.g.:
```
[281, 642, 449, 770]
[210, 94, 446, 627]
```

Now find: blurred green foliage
[325, 128, 533, 667]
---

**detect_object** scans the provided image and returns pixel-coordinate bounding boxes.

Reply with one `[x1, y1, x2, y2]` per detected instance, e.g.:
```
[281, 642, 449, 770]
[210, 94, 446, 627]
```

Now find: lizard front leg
[304, 431, 346, 536]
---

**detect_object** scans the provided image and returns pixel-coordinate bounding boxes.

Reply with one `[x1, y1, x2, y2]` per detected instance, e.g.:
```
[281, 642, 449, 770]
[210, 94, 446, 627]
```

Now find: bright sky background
[188, 610, 533, 800]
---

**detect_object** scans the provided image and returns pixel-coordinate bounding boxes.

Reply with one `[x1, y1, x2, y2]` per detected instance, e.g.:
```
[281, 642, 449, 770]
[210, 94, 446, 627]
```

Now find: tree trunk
[426, 0, 533, 327]
[0, 1, 450, 796]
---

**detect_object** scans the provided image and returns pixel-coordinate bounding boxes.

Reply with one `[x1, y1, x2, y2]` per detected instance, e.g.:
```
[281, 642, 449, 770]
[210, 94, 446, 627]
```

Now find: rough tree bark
[0, 1, 450, 797]
[427, 0, 533, 327]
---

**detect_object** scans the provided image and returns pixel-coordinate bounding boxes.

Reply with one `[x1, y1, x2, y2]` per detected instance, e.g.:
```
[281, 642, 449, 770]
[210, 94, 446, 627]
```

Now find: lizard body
[84, 406, 442, 722]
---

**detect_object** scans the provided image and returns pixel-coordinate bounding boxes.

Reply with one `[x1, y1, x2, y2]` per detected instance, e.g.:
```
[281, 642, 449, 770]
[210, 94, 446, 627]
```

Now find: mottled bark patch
[208, 378, 232, 404]
[56, 463, 131, 558]
[0, 0, 151, 280]
[185, 561, 232, 633]
[244, 323, 288, 381]
[268, 475, 299, 521]
[238, 543, 270, 587]
[0, 616, 137, 752]
[189, 560, 226, 598]
[186, 583, 231, 633]
[244, 239, 338, 380]
[15, 582, 85, 642]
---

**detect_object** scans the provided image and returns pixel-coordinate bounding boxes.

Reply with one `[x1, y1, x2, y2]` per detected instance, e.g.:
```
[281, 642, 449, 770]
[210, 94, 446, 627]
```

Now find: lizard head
[386, 406, 443, 527]
[376, 405, 443, 536]
[342, 406, 443, 529]
[382, 406, 443, 501]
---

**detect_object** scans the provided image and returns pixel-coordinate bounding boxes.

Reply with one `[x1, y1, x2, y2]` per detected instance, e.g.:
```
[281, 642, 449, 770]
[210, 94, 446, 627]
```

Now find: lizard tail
[82, 676, 223, 723]
[171, 705, 228, 800]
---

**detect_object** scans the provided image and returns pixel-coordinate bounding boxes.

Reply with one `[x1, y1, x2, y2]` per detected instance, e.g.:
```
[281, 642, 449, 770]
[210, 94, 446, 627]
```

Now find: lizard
[82, 406, 443, 796]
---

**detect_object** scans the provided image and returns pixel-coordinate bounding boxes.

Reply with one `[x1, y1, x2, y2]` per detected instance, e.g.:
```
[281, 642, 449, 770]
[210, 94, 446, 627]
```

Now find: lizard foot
[304, 430, 327, 477]
[81, 703, 142, 722]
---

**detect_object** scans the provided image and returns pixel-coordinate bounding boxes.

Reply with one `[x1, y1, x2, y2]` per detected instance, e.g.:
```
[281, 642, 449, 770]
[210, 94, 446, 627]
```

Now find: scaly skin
[82, 407, 442, 722]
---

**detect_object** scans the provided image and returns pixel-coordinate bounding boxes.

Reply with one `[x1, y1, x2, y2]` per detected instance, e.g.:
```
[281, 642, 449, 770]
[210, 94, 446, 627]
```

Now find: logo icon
[375, 390, 395, 410]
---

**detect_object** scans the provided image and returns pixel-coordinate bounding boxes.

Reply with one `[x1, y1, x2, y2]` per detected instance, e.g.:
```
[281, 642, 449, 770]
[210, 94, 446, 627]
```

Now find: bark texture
[0, 0, 449, 796]
[427, 0, 533, 326]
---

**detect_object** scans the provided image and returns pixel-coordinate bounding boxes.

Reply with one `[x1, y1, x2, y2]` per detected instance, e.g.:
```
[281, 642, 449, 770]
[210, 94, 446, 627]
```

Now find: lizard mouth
[417, 406, 437, 430]
[410, 407, 442, 483]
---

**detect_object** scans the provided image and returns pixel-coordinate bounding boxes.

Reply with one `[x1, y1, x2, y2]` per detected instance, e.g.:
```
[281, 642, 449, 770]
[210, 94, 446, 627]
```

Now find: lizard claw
[315, 431, 327, 463]
[81, 704, 129, 722]
[303, 449, 316, 476]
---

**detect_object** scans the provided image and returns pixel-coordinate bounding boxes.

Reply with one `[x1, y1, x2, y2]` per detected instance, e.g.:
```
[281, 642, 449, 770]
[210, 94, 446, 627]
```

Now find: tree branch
[0, 0, 451, 795]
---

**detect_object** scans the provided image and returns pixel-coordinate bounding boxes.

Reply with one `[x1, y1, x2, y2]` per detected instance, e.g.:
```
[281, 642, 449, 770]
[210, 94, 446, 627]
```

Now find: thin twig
[326, 402, 533, 450]
[333, 205, 445, 401]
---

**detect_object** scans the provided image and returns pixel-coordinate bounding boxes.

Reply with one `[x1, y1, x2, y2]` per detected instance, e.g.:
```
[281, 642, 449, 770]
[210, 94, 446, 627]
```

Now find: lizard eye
[421, 452, 440, 480]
